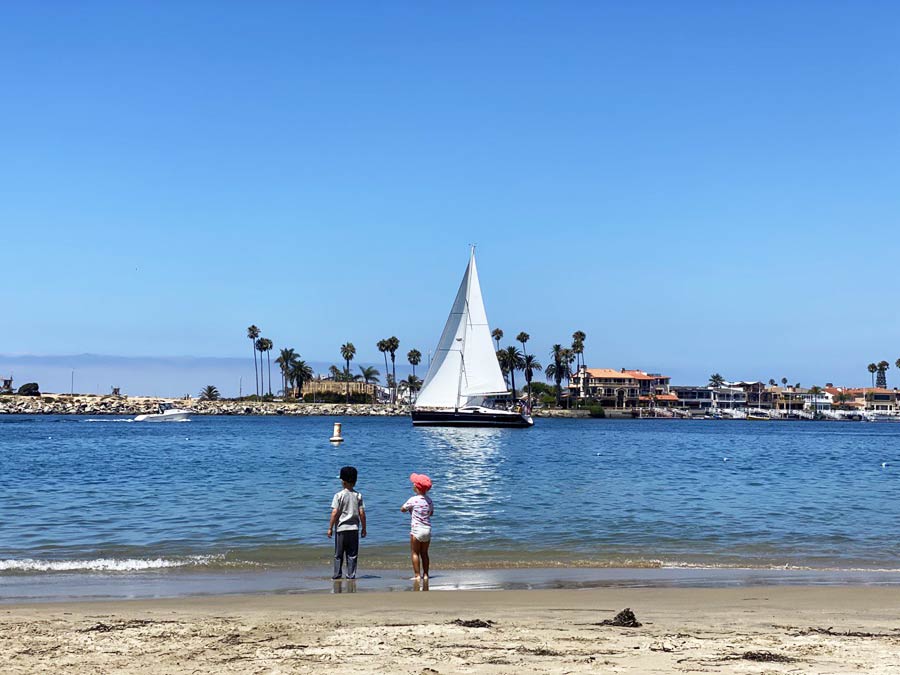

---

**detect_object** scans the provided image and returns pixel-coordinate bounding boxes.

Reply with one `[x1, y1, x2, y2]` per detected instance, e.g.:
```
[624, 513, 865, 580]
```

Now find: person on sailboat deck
[401, 473, 434, 582]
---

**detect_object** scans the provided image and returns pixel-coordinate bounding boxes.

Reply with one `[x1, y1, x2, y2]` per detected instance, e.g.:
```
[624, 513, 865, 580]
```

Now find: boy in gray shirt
[327, 466, 367, 579]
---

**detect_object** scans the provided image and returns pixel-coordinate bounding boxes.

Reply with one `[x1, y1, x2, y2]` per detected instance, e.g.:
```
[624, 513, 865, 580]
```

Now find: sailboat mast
[455, 250, 474, 411]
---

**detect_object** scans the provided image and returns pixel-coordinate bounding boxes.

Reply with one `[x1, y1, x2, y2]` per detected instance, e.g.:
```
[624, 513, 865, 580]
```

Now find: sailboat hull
[412, 409, 533, 428]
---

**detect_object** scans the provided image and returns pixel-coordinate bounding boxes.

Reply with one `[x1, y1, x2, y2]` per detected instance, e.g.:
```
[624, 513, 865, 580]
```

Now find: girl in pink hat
[401, 473, 434, 581]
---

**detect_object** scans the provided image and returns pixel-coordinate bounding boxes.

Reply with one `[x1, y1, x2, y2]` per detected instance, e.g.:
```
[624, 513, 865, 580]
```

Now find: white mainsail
[414, 250, 509, 410]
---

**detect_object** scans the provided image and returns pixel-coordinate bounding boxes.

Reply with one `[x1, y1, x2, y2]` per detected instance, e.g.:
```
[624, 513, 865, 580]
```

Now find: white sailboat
[412, 249, 533, 428]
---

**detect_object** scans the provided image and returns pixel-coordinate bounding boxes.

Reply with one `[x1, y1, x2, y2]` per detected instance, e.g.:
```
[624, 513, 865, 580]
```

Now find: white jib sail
[415, 250, 509, 409]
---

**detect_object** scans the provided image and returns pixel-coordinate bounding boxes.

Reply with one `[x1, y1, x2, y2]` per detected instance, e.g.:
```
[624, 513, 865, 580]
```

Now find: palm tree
[198, 385, 220, 401]
[808, 385, 822, 415]
[867, 363, 877, 388]
[561, 347, 576, 406]
[377, 339, 390, 398]
[289, 359, 313, 398]
[768, 378, 777, 386]
[340, 342, 356, 403]
[522, 354, 542, 405]
[546, 344, 565, 407]
[246, 325, 260, 397]
[781, 377, 788, 388]
[572, 331, 586, 370]
[359, 365, 380, 403]
[387, 336, 400, 404]
[261, 338, 274, 396]
[708, 373, 725, 387]
[256, 339, 268, 397]
[400, 374, 422, 403]
[496, 349, 509, 388]
[877, 360, 890, 389]
[516, 332, 530, 356]
[276, 348, 298, 398]
[896, 358, 900, 371]
[491, 328, 503, 353]
[501, 345, 525, 400]
[407, 349, 422, 378]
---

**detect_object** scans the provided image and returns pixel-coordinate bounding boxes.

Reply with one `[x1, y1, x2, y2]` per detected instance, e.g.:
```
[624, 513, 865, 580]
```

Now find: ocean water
[2, 415, 900, 597]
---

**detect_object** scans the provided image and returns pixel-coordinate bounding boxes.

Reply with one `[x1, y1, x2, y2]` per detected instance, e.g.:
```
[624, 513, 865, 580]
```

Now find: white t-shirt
[402, 494, 433, 529]
[331, 488, 364, 532]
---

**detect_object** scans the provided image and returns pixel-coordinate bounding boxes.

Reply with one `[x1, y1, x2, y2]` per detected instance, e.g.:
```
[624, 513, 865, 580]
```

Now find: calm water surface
[2, 415, 899, 576]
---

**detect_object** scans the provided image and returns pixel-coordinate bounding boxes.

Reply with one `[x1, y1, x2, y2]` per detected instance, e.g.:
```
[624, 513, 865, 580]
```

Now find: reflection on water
[419, 427, 510, 538]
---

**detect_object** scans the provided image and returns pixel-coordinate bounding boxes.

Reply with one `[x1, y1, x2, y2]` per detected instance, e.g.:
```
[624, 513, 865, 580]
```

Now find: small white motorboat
[134, 403, 191, 422]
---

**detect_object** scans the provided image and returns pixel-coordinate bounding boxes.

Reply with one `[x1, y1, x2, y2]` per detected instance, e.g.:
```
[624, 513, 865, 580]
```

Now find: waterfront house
[825, 386, 898, 412]
[671, 385, 747, 411]
[569, 367, 671, 408]
[0, 376, 12, 394]
[729, 381, 775, 409]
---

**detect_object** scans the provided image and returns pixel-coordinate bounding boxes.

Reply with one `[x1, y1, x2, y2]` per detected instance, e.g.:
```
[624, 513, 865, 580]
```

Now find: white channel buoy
[330, 422, 344, 443]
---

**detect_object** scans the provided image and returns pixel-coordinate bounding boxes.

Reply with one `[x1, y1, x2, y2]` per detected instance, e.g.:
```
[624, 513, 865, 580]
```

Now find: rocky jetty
[0, 394, 598, 418]
[0, 395, 409, 417]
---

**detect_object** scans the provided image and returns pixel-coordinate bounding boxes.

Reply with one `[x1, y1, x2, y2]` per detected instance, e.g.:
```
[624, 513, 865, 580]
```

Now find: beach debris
[739, 650, 796, 663]
[797, 626, 900, 638]
[79, 619, 175, 633]
[517, 645, 562, 656]
[596, 608, 642, 627]
[450, 618, 494, 628]
[421, 669, 440, 675]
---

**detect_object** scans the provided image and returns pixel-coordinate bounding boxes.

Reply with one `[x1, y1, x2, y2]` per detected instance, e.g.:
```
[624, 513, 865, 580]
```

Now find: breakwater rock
[0, 395, 409, 417]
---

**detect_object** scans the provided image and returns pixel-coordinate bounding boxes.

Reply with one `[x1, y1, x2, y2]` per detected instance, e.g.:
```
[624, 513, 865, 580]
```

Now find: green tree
[256, 338, 268, 397]
[359, 365, 380, 403]
[400, 374, 422, 403]
[768, 378, 776, 386]
[247, 325, 260, 397]
[377, 339, 390, 398]
[545, 344, 566, 407]
[708, 373, 725, 387]
[276, 348, 299, 397]
[407, 349, 422, 378]
[877, 360, 890, 389]
[340, 342, 356, 403]
[501, 345, 525, 399]
[289, 359, 313, 397]
[867, 363, 877, 388]
[491, 328, 503, 353]
[516, 332, 530, 356]
[572, 330, 586, 370]
[522, 353, 542, 405]
[260, 338, 274, 396]
[781, 377, 788, 387]
[198, 385, 220, 401]
[386, 336, 400, 404]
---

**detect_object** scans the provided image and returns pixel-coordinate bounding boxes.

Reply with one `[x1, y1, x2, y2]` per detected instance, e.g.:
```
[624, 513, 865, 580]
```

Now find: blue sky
[2, 2, 899, 396]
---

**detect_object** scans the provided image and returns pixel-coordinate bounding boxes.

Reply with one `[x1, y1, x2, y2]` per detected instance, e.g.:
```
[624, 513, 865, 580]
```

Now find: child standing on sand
[400, 473, 434, 581]
[327, 466, 366, 580]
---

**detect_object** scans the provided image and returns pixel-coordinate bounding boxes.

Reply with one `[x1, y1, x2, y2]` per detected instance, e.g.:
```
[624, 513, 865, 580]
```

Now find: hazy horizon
[0, 350, 891, 399]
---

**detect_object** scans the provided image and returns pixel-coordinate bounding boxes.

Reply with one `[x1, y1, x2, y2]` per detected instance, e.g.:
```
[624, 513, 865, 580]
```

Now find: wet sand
[3, 586, 900, 673]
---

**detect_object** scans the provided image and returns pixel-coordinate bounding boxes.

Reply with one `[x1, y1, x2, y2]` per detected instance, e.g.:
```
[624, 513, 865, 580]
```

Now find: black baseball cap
[339, 466, 358, 483]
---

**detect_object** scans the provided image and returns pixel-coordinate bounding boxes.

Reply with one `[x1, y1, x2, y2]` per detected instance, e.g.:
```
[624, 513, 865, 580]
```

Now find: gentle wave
[84, 418, 134, 423]
[0, 555, 223, 573]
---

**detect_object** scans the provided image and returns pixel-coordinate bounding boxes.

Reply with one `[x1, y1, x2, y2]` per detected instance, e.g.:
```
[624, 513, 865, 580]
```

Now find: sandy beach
[3, 586, 900, 674]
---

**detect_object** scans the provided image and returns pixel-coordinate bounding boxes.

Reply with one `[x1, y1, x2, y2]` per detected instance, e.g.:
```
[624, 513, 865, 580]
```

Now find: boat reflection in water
[417, 426, 511, 544]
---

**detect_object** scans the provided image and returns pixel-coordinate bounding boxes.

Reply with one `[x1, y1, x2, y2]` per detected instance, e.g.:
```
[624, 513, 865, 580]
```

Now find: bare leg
[409, 535, 421, 579]
[420, 540, 430, 579]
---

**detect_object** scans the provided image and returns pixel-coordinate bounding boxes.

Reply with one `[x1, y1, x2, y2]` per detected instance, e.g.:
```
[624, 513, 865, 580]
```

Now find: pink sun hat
[410, 473, 433, 492]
